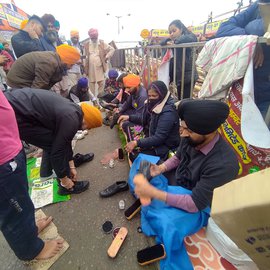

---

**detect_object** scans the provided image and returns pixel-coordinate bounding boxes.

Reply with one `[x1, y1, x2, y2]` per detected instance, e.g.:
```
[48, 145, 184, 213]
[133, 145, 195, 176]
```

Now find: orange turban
[20, 19, 28, 29]
[80, 102, 102, 129]
[70, 29, 79, 38]
[123, 74, 141, 88]
[56, 44, 80, 65]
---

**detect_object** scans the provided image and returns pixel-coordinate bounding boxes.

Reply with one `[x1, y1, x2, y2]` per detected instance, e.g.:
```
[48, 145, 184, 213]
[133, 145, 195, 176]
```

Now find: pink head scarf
[88, 28, 98, 39]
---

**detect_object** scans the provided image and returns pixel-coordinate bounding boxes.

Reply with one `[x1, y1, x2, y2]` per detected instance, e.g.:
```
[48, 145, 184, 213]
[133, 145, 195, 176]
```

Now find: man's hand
[0, 55, 8, 66]
[254, 43, 264, 69]
[28, 27, 39, 39]
[125, 140, 137, 153]
[117, 115, 129, 124]
[150, 163, 166, 177]
[70, 168, 78, 181]
[60, 177, 74, 189]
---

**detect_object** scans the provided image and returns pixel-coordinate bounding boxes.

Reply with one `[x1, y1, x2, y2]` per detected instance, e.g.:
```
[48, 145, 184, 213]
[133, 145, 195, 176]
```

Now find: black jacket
[129, 95, 180, 159]
[160, 32, 198, 85]
[5, 88, 83, 178]
[11, 30, 44, 58]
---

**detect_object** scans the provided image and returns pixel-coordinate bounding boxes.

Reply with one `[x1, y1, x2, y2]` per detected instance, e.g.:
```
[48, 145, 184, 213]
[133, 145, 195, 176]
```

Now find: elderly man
[6, 44, 80, 90]
[84, 28, 115, 96]
[132, 99, 239, 269]
[4, 88, 102, 195]
[67, 30, 84, 86]
[11, 15, 46, 58]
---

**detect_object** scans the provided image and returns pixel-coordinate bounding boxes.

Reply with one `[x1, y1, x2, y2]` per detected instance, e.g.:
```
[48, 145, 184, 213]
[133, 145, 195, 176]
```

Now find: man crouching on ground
[5, 88, 102, 195]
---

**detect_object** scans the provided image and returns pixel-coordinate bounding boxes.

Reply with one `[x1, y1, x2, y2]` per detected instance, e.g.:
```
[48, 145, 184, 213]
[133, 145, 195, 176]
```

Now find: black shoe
[139, 160, 152, 181]
[58, 180, 89, 195]
[99, 181, 129, 198]
[110, 113, 120, 129]
[99, 100, 115, 111]
[103, 117, 111, 126]
[73, 153, 94, 167]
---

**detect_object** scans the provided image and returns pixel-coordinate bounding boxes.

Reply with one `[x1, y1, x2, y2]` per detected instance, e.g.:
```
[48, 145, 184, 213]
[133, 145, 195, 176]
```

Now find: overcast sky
[14, 0, 252, 43]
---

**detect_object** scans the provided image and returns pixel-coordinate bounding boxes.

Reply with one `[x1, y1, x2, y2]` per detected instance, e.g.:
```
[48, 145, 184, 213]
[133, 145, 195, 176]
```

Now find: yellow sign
[140, 29, 150, 39]
[150, 29, 169, 38]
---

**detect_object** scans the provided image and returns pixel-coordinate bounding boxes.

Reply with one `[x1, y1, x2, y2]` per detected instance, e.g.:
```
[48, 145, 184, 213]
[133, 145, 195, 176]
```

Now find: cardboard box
[211, 168, 270, 270]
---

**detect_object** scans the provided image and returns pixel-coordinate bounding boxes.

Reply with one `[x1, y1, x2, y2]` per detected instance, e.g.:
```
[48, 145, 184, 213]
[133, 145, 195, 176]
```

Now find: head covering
[41, 13, 55, 27]
[54, 20, 60, 29]
[20, 19, 28, 29]
[80, 103, 102, 129]
[123, 74, 140, 88]
[56, 44, 80, 65]
[178, 99, 229, 135]
[149, 80, 168, 100]
[88, 28, 98, 39]
[108, 69, 119, 79]
[70, 29, 79, 38]
[78, 77, 88, 89]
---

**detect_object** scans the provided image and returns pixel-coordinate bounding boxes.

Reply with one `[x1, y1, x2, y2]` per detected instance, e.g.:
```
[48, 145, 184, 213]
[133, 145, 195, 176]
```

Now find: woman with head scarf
[160, 19, 198, 100]
[118, 80, 180, 162]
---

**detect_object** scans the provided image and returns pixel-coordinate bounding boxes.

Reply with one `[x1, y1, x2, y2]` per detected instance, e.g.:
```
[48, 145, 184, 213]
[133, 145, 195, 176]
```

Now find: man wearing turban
[84, 28, 115, 97]
[5, 88, 102, 195]
[7, 44, 80, 90]
[68, 77, 91, 103]
[132, 99, 239, 269]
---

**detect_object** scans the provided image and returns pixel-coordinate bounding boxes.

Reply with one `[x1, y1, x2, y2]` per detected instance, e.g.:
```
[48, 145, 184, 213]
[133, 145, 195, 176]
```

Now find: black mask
[148, 99, 160, 112]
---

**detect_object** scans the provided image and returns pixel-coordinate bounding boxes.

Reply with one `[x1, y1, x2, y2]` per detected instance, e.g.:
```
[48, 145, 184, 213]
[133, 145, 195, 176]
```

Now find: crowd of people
[0, 1, 269, 268]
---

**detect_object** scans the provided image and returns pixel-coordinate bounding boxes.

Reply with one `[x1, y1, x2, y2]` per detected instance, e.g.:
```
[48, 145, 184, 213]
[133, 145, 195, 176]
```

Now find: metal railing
[114, 42, 205, 100]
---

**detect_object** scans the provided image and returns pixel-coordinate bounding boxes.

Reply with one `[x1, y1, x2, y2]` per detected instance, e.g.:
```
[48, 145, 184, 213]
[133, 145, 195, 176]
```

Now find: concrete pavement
[0, 125, 158, 270]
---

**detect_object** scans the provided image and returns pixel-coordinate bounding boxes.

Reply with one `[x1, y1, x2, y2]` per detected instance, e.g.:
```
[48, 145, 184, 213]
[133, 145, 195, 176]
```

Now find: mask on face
[148, 99, 160, 111]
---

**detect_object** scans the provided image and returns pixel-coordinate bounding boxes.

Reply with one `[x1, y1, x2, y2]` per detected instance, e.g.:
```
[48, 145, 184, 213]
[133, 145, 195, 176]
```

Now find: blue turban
[108, 69, 119, 79]
[78, 77, 88, 89]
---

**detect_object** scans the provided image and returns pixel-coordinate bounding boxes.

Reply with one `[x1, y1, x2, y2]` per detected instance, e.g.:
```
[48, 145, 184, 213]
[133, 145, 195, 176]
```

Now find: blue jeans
[0, 150, 44, 260]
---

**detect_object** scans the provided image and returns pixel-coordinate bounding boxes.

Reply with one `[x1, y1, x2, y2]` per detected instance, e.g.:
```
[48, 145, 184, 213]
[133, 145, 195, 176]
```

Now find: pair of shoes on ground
[73, 153, 94, 167]
[99, 181, 129, 198]
[73, 130, 88, 140]
[58, 180, 90, 195]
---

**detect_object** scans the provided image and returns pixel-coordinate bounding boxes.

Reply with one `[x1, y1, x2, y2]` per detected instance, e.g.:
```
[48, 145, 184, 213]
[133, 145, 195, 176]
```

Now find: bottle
[119, 200, 125, 210]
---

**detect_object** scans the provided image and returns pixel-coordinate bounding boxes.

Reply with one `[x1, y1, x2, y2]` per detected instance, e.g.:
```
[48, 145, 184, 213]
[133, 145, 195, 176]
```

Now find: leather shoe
[73, 153, 94, 167]
[58, 180, 89, 196]
[110, 113, 120, 129]
[99, 181, 129, 198]
[139, 160, 152, 181]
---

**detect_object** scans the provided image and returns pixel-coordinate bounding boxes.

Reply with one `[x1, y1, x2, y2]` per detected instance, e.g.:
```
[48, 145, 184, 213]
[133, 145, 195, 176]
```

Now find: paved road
[0, 125, 158, 270]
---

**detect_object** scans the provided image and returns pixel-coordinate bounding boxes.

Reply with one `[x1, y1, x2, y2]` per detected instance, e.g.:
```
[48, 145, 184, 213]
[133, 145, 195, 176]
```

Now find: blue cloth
[0, 149, 44, 260]
[129, 154, 210, 270]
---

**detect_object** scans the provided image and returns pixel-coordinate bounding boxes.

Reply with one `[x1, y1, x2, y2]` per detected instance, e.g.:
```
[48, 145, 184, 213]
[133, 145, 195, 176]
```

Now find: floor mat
[185, 228, 237, 270]
[25, 210, 69, 270]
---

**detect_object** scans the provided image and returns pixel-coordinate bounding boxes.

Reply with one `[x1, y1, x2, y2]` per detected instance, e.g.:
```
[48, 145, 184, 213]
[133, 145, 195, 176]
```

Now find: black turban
[178, 99, 229, 135]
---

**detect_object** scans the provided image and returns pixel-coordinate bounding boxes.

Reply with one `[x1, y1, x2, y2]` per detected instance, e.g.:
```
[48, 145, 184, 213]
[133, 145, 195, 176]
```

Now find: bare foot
[36, 216, 53, 233]
[35, 238, 64, 260]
